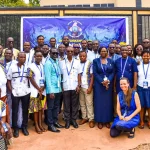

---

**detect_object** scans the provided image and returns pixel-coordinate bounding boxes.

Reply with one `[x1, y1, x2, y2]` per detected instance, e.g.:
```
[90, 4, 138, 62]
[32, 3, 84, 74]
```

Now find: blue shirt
[44, 58, 62, 94]
[110, 54, 121, 62]
[115, 56, 138, 93]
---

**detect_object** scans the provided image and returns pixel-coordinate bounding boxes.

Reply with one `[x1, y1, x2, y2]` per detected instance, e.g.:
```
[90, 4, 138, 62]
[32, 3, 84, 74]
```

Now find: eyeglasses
[67, 51, 74, 53]
[109, 47, 115, 49]
[52, 52, 58, 55]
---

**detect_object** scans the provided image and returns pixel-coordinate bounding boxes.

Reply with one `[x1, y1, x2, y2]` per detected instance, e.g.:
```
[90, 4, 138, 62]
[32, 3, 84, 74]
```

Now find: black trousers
[59, 92, 63, 113]
[63, 90, 79, 121]
[47, 93, 61, 126]
[11, 93, 30, 129]
[110, 125, 133, 137]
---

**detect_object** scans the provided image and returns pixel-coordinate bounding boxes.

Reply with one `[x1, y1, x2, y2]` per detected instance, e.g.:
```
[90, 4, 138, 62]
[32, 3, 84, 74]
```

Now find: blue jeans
[47, 93, 61, 126]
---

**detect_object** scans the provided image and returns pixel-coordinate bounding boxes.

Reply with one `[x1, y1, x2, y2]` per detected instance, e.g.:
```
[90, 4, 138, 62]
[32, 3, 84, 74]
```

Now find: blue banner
[21, 17, 128, 49]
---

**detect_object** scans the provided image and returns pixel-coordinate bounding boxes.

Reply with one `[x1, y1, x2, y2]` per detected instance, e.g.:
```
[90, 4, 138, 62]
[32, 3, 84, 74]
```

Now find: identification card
[143, 81, 148, 89]
[39, 79, 44, 87]
[103, 76, 108, 81]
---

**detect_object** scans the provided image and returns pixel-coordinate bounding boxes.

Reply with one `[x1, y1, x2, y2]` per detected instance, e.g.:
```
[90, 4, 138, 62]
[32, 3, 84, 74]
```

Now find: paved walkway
[10, 118, 150, 150]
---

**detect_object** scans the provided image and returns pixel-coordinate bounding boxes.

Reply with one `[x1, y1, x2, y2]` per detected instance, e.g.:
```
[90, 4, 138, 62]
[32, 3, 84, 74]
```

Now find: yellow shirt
[3, 48, 20, 60]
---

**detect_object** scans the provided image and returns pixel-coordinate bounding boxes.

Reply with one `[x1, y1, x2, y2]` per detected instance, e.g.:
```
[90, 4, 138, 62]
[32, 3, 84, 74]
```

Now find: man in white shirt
[59, 46, 82, 129]
[91, 40, 100, 59]
[62, 36, 70, 49]
[0, 64, 7, 100]
[41, 44, 50, 124]
[58, 44, 65, 61]
[73, 43, 80, 61]
[79, 51, 95, 128]
[1, 49, 17, 125]
[7, 52, 30, 138]
[81, 40, 94, 62]
[23, 42, 34, 66]
[49, 37, 56, 48]
[3, 37, 19, 60]
[42, 44, 50, 65]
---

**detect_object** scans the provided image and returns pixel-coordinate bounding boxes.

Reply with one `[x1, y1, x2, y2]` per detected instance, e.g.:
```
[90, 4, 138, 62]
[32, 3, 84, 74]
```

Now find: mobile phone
[2, 123, 8, 132]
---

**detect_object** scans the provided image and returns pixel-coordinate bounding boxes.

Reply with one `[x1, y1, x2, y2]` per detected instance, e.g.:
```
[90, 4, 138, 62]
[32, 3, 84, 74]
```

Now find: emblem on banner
[68, 20, 82, 38]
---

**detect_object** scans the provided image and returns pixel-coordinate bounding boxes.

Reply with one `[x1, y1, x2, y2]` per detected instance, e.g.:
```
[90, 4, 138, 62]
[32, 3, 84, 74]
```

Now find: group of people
[0, 35, 150, 148]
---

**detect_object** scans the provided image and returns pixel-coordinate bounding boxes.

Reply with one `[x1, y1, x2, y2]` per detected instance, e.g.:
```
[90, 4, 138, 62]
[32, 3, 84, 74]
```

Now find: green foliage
[0, 0, 40, 7]
[29, 0, 40, 6]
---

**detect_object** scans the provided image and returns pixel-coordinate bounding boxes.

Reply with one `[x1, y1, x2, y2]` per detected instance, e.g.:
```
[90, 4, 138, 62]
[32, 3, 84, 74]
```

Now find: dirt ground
[9, 116, 150, 150]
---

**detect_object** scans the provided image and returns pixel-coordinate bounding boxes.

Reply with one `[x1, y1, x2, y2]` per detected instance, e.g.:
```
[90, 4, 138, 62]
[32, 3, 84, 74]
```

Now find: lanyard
[4, 59, 12, 74]
[65, 58, 74, 76]
[26, 53, 30, 65]
[81, 62, 86, 76]
[100, 58, 107, 76]
[49, 58, 59, 78]
[121, 57, 128, 77]
[45, 56, 49, 63]
[143, 62, 150, 79]
[18, 65, 25, 82]
[35, 63, 42, 77]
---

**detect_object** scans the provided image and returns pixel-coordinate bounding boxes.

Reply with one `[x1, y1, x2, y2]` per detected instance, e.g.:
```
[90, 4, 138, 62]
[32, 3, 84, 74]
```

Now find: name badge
[103, 76, 108, 81]
[39, 79, 44, 87]
[143, 81, 148, 89]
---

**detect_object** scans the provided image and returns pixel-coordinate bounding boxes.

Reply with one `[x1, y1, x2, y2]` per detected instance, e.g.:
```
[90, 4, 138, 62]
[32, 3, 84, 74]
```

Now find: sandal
[138, 122, 144, 129]
[105, 123, 111, 129]
[128, 128, 135, 139]
[35, 125, 43, 134]
[98, 123, 103, 129]
[39, 126, 47, 132]
[147, 122, 150, 129]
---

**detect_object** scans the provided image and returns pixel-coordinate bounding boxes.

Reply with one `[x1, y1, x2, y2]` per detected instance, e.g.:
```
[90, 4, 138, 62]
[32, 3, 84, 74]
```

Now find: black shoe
[48, 125, 60, 133]
[54, 122, 64, 128]
[71, 120, 78, 128]
[22, 128, 29, 136]
[13, 129, 19, 138]
[65, 121, 70, 129]
[128, 128, 135, 139]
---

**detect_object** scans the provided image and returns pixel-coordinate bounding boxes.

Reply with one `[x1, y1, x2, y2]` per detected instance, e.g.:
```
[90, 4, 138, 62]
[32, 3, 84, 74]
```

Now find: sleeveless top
[111, 91, 140, 129]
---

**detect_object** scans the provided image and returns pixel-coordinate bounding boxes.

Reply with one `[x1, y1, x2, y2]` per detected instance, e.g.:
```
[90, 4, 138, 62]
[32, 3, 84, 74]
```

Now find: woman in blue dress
[115, 46, 138, 94]
[110, 77, 141, 138]
[93, 47, 115, 129]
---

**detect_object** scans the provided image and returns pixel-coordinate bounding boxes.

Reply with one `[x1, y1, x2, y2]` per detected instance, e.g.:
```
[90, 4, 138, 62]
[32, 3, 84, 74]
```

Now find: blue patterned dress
[93, 58, 115, 123]
[111, 91, 140, 129]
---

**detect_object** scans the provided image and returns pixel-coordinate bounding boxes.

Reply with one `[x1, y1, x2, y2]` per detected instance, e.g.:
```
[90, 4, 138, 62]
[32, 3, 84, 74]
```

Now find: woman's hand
[40, 86, 45, 92]
[119, 115, 124, 120]
[123, 116, 132, 121]
[0, 127, 5, 138]
[102, 81, 108, 86]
